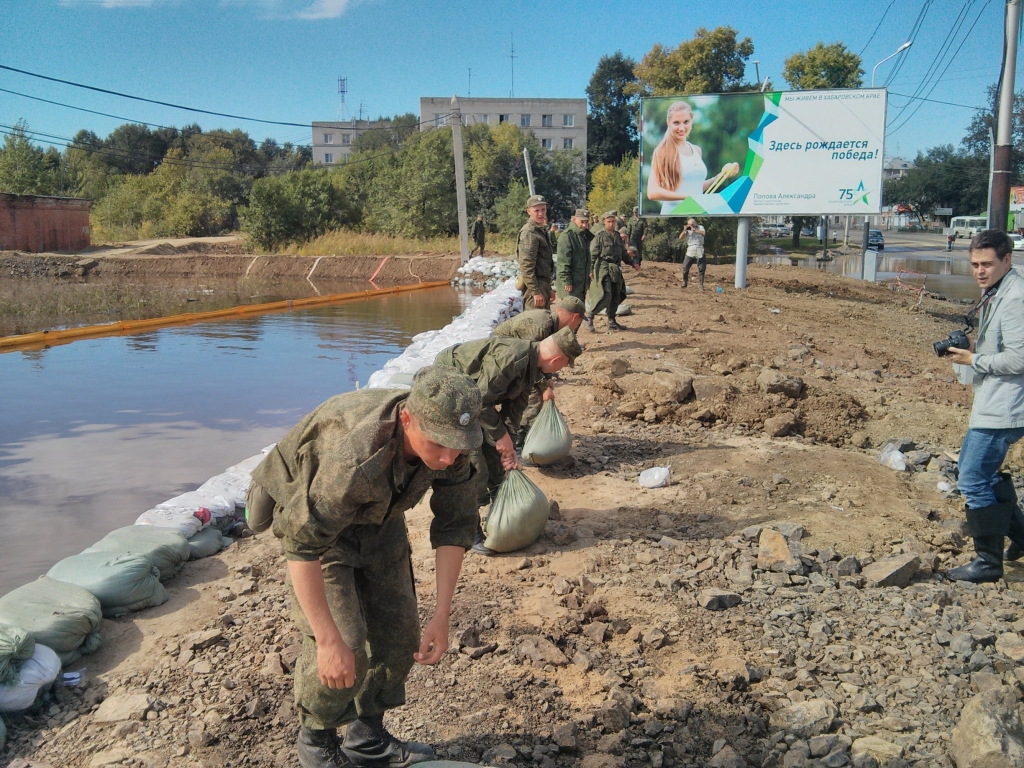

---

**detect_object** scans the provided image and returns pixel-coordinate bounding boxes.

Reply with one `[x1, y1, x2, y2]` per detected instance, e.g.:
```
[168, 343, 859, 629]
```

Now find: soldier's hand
[533, 294, 545, 308]
[549, 290, 556, 301]
[495, 433, 519, 470]
[634, 265, 642, 273]
[542, 388, 555, 402]
[415, 613, 450, 665]
[317, 636, 356, 690]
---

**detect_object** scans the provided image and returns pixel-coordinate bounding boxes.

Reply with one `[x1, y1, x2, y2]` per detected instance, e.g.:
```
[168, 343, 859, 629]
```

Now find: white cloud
[294, 0, 349, 18]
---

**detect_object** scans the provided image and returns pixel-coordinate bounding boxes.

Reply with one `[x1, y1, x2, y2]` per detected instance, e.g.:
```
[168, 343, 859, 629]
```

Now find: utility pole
[523, 148, 536, 196]
[451, 96, 470, 264]
[992, 0, 1021, 232]
[509, 33, 516, 98]
[735, 218, 749, 289]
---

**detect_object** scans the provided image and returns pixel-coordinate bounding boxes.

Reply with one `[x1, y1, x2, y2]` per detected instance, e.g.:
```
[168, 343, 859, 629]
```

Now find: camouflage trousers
[522, 279, 553, 309]
[471, 442, 506, 505]
[288, 513, 420, 730]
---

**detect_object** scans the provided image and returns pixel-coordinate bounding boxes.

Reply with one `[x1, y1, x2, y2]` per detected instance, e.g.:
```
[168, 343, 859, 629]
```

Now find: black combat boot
[945, 502, 1012, 583]
[994, 473, 1024, 561]
[471, 523, 496, 557]
[298, 727, 342, 768]
[698, 273, 705, 290]
[583, 313, 595, 332]
[682, 272, 689, 289]
[341, 715, 434, 768]
[607, 315, 626, 331]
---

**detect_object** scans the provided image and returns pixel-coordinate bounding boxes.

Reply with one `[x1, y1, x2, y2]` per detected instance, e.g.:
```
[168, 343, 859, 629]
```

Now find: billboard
[1010, 186, 1024, 212]
[639, 88, 887, 217]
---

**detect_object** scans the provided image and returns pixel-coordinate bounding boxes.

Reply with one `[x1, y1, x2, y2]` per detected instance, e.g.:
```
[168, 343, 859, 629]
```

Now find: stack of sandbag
[483, 469, 550, 553]
[187, 526, 227, 560]
[521, 401, 573, 465]
[134, 489, 232, 537]
[0, 643, 61, 713]
[0, 578, 102, 664]
[0, 625, 34, 686]
[47, 552, 167, 618]
[84, 526, 191, 582]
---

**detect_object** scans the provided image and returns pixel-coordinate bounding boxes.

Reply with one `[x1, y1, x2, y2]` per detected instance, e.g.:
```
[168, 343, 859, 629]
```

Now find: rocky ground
[5, 262, 1024, 768]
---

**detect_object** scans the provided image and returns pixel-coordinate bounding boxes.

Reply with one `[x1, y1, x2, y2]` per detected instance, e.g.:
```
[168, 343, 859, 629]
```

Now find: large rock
[757, 368, 804, 398]
[764, 412, 797, 437]
[952, 686, 1024, 768]
[861, 554, 920, 588]
[996, 633, 1024, 663]
[708, 745, 747, 768]
[649, 372, 694, 404]
[852, 737, 903, 764]
[710, 656, 753, 685]
[769, 699, 837, 738]
[692, 377, 734, 401]
[93, 693, 154, 723]
[758, 528, 802, 574]
[517, 635, 569, 666]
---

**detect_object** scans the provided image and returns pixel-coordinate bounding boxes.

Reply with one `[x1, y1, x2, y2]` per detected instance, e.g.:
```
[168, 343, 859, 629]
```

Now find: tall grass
[289, 228, 518, 257]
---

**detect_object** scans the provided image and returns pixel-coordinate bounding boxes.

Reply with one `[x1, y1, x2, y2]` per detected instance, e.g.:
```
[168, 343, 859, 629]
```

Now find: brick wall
[0, 193, 91, 253]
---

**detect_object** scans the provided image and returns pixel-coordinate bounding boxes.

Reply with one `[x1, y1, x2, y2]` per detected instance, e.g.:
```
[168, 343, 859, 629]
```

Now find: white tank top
[660, 144, 708, 216]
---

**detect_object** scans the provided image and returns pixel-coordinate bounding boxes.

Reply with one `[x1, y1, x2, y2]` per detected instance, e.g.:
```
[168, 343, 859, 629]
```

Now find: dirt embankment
[0, 242, 461, 284]
[6, 263, 1023, 768]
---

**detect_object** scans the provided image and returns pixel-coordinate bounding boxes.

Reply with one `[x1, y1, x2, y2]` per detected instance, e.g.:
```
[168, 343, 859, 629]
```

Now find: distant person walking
[626, 207, 647, 266]
[555, 208, 592, 303]
[517, 195, 556, 310]
[585, 210, 639, 333]
[471, 215, 486, 256]
[679, 218, 706, 290]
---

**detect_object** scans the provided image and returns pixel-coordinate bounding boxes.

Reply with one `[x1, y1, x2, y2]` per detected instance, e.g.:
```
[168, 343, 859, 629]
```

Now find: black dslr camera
[934, 329, 970, 357]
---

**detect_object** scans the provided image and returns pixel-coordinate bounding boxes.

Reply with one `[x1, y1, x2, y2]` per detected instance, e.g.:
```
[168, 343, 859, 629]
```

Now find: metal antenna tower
[509, 33, 516, 98]
[468, 67, 472, 97]
[336, 77, 348, 121]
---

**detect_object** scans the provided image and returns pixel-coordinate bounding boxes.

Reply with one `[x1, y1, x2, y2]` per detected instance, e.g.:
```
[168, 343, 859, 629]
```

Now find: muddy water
[0, 286, 473, 595]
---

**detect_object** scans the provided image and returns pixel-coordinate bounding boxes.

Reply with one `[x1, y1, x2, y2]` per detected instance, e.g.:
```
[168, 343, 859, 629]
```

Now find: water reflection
[0, 286, 469, 594]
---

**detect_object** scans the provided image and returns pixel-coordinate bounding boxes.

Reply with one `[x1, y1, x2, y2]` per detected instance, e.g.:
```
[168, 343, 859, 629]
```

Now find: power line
[860, 0, 900, 55]
[884, 0, 933, 86]
[888, 91, 985, 109]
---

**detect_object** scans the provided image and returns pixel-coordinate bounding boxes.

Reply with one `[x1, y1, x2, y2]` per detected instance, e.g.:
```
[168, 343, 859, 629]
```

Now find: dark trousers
[289, 514, 420, 730]
[682, 254, 706, 282]
[590, 276, 623, 320]
[472, 239, 485, 256]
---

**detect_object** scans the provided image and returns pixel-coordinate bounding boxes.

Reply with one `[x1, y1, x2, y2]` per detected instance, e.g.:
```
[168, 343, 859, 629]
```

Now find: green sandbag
[0, 625, 34, 687]
[47, 552, 168, 619]
[521, 400, 573, 465]
[84, 525, 190, 582]
[188, 526, 225, 560]
[0, 577, 102, 665]
[484, 469, 549, 553]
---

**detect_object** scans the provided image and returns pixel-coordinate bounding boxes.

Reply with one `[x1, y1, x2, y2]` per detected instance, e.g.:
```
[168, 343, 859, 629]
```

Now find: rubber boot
[699, 273, 705, 290]
[583, 313, 595, 332]
[946, 536, 1005, 583]
[682, 272, 689, 289]
[298, 727, 343, 768]
[994, 473, 1024, 561]
[341, 715, 434, 768]
[946, 502, 1011, 583]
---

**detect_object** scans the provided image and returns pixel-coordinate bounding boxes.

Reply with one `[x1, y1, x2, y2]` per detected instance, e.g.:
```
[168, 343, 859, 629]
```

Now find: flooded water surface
[0, 286, 470, 595]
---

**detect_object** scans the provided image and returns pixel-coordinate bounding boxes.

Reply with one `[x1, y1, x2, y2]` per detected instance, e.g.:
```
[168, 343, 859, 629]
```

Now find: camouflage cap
[551, 326, 583, 364]
[573, 208, 590, 219]
[556, 295, 585, 315]
[526, 194, 547, 209]
[602, 210, 618, 220]
[406, 365, 483, 451]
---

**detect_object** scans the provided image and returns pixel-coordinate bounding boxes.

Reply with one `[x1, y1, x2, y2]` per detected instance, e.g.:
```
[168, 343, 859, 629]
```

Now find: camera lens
[934, 339, 950, 357]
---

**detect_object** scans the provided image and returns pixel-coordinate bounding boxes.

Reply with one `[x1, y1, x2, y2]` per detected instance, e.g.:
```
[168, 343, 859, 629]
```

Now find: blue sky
[2, 0, 1018, 160]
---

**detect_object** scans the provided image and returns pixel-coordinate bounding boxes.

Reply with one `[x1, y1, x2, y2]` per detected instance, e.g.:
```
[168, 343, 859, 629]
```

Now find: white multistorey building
[418, 97, 587, 155]
[311, 120, 388, 165]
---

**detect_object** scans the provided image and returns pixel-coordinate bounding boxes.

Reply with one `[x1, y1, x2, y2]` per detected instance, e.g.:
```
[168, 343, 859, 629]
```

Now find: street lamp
[871, 41, 912, 87]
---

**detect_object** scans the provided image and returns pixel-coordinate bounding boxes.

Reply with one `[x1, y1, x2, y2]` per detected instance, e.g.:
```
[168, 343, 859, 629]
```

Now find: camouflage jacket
[252, 390, 479, 562]
[492, 309, 558, 342]
[517, 221, 554, 297]
[556, 222, 590, 293]
[435, 337, 547, 445]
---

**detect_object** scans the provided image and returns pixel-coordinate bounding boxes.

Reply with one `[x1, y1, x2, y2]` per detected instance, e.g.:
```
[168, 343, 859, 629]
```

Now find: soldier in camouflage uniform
[517, 194, 556, 310]
[626, 207, 647, 266]
[247, 367, 484, 768]
[556, 208, 592, 302]
[471, 215, 486, 257]
[434, 328, 583, 555]
[585, 210, 639, 333]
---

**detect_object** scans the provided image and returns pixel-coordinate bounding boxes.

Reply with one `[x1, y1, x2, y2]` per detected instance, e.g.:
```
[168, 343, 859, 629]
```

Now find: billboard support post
[451, 96, 470, 264]
[735, 217, 749, 289]
[523, 148, 536, 196]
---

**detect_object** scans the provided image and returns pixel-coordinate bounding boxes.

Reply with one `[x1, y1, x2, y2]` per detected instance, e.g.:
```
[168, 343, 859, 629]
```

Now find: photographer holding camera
[943, 229, 1024, 583]
[678, 218, 706, 289]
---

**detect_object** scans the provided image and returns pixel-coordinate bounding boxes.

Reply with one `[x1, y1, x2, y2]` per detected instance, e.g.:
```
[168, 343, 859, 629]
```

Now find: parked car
[868, 230, 885, 250]
[1010, 233, 1024, 251]
[800, 227, 815, 237]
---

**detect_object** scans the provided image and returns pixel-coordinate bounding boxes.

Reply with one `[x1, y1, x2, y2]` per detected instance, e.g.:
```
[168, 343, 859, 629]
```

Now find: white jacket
[954, 268, 1024, 429]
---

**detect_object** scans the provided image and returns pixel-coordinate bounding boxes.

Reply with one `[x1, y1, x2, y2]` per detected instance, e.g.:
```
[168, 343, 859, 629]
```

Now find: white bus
[951, 216, 988, 237]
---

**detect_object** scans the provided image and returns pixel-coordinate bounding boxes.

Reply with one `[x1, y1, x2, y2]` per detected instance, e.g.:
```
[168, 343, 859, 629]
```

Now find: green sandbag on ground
[85, 525, 190, 581]
[0, 625, 34, 687]
[188, 526, 225, 559]
[484, 469, 549, 553]
[47, 552, 168, 618]
[0, 577, 102, 665]
[521, 400, 573, 465]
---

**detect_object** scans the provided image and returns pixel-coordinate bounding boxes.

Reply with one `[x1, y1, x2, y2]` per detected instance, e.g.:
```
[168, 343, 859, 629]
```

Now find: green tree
[352, 113, 419, 152]
[587, 155, 640, 216]
[961, 85, 1024, 186]
[586, 52, 638, 174]
[240, 168, 350, 250]
[883, 145, 988, 218]
[782, 42, 863, 90]
[0, 122, 56, 195]
[494, 179, 531, 237]
[633, 27, 755, 96]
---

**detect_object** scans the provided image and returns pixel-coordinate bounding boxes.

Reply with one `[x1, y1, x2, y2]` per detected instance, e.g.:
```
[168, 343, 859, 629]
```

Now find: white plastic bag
[197, 471, 251, 509]
[0, 644, 61, 713]
[135, 508, 205, 538]
[639, 466, 672, 488]
[879, 446, 907, 471]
